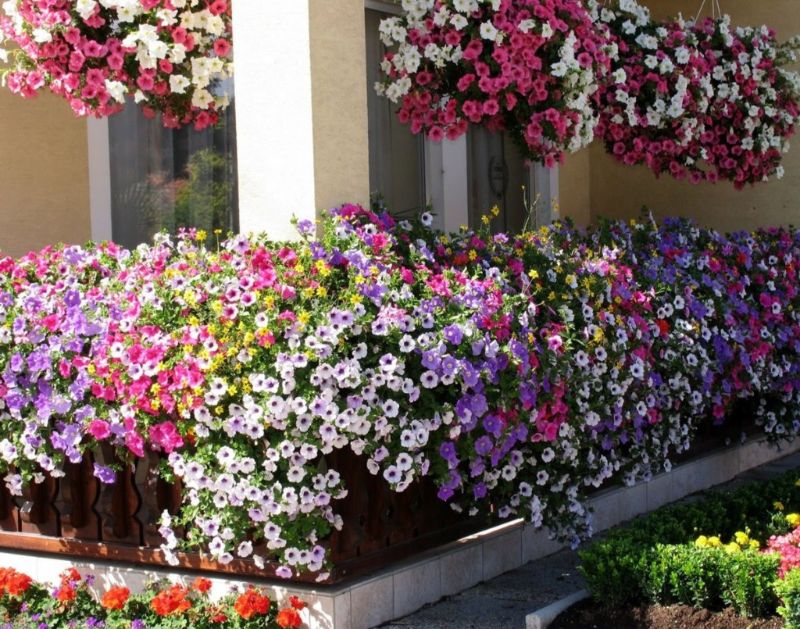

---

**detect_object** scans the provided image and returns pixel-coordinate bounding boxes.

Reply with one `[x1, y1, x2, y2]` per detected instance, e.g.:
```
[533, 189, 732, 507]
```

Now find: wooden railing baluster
[58, 452, 100, 541]
[19, 475, 59, 536]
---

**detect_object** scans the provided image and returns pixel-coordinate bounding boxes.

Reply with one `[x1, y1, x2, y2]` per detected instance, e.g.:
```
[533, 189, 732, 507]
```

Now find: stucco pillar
[309, 0, 371, 213]
[232, 0, 370, 240]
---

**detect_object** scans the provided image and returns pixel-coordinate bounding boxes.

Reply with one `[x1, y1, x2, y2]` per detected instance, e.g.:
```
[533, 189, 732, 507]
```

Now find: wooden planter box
[0, 448, 487, 585]
[0, 404, 759, 585]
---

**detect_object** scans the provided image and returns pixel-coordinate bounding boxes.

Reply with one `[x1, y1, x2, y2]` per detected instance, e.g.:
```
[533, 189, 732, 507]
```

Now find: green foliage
[579, 469, 800, 618]
[776, 568, 800, 628]
[720, 550, 780, 618]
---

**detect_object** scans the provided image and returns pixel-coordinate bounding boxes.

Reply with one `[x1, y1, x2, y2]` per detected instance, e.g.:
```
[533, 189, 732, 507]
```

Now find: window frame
[362, 0, 558, 232]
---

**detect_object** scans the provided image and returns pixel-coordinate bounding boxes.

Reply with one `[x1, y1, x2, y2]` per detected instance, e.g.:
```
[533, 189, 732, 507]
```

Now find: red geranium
[150, 584, 191, 616]
[101, 585, 130, 611]
[233, 587, 271, 620]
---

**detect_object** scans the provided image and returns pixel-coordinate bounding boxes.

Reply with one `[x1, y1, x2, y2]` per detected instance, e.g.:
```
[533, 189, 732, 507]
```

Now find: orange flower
[56, 584, 76, 603]
[192, 576, 212, 593]
[101, 585, 130, 611]
[233, 587, 270, 620]
[289, 595, 307, 610]
[276, 607, 303, 628]
[5, 571, 31, 597]
[0, 568, 31, 597]
[150, 584, 191, 616]
[60, 568, 81, 584]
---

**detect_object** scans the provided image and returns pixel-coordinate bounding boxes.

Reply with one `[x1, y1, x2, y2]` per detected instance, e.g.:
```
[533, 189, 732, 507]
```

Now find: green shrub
[645, 545, 724, 609]
[578, 537, 651, 606]
[579, 469, 800, 616]
[777, 568, 800, 628]
[720, 550, 780, 618]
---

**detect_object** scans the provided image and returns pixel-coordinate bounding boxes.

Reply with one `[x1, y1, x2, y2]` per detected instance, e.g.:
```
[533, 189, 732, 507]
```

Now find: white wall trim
[232, 0, 317, 239]
[426, 136, 469, 233]
[87, 117, 113, 242]
[531, 164, 559, 228]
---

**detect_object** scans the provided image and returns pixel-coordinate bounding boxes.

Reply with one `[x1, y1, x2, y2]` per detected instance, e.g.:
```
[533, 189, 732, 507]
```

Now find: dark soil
[550, 599, 784, 629]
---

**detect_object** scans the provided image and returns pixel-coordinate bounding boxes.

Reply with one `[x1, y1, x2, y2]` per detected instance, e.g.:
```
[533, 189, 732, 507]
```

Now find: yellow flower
[195, 230, 207, 242]
[227, 384, 237, 396]
[707, 536, 722, 548]
[787, 513, 800, 527]
[593, 328, 605, 343]
[724, 542, 741, 554]
[468, 250, 478, 261]
[528, 269, 539, 280]
[214, 229, 222, 236]
[490, 205, 500, 217]
[795, 479, 800, 487]
[481, 215, 490, 225]
[264, 295, 275, 309]
[734, 531, 750, 546]
[87, 364, 96, 375]
[298, 312, 311, 325]
[775, 501, 785, 512]
[695, 535, 709, 548]
[350, 294, 363, 305]
[295, 264, 305, 274]
[355, 274, 365, 285]
[317, 286, 328, 298]
[749, 540, 761, 550]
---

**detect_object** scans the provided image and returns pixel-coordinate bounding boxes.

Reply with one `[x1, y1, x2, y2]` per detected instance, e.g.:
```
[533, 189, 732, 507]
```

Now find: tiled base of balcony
[0, 436, 796, 629]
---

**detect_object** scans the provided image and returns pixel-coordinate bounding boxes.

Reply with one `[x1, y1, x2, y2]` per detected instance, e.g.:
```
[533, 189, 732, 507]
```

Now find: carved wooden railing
[0, 404, 765, 584]
[0, 448, 487, 585]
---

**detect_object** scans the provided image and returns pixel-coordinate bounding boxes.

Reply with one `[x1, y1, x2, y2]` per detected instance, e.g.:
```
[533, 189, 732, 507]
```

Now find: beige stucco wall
[558, 148, 592, 226]
[587, 0, 800, 231]
[0, 91, 90, 258]
[309, 0, 371, 211]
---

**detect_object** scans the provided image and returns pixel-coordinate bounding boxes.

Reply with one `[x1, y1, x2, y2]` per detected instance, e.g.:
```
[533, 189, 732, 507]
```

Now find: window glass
[108, 86, 238, 249]
[467, 127, 532, 234]
[365, 8, 426, 217]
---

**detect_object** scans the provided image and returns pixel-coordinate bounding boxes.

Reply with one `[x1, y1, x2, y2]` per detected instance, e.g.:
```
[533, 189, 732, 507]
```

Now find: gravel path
[379, 548, 584, 629]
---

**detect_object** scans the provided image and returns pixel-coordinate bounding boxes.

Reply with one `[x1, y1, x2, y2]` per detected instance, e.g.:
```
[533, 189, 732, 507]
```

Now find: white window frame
[363, 0, 558, 233]
[87, 118, 113, 242]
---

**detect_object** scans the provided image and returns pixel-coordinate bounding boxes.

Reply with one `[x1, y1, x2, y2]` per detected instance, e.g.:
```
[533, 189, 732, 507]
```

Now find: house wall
[585, 0, 800, 231]
[309, 0, 371, 213]
[0, 92, 91, 258]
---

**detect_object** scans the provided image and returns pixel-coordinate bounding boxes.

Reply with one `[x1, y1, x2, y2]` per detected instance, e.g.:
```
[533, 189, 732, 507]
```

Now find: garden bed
[576, 467, 800, 628]
[551, 599, 782, 629]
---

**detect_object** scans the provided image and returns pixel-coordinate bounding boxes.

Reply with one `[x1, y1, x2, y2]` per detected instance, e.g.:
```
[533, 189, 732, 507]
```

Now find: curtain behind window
[109, 89, 238, 249]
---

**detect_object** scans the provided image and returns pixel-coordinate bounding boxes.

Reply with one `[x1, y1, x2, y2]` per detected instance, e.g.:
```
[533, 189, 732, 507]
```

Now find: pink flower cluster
[767, 526, 800, 578]
[0, 0, 233, 129]
[376, 0, 613, 165]
[595, 1, 800, 187]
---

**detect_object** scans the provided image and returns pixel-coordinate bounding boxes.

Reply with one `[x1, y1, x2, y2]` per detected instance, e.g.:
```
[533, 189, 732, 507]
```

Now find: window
[467, 128, 533, 233]
[105, 92, 238, 250]
[365, 5, 426, 217]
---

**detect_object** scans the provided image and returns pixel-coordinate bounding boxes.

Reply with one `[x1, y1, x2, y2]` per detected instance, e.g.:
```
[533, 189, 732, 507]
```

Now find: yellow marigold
[725, 542, 741, 554]
[749, 540, 760, 550]
[707, 536, 722, 548]
[695, 535, 709, 548]
[787, 513, 800, 526]
[734, 531, 750, 546]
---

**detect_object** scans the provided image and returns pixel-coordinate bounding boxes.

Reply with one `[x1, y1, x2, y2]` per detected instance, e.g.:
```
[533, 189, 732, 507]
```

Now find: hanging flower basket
[376, 0, 614, 166]
[0, 0, 233, 129]
[594, 0, 800, 187]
